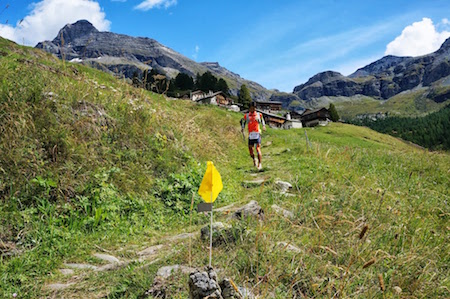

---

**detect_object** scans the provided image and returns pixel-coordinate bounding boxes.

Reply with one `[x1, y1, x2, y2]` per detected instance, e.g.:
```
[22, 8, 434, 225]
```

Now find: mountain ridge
[35, 20, 450, 115]
[290, 37, 450, 102]
[36, 20, 271, 99]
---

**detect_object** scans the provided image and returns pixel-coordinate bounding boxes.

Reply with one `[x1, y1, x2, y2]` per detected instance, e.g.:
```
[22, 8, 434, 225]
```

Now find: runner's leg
[256, 144, 262, 167]
[248, 145, 256, 166]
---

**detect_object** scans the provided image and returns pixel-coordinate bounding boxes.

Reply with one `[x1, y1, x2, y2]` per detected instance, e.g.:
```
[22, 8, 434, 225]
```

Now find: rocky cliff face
[36, 20, 271, 100]
[292, 37, 450, 103]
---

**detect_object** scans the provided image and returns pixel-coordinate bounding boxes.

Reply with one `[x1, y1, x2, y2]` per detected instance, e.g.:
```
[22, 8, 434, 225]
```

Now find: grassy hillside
[1, 38, 449, 298]
[334, 87, 449, 120]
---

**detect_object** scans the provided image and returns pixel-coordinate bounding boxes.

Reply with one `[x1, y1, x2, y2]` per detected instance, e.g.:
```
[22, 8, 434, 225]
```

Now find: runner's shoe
[257, 163, 262, 171]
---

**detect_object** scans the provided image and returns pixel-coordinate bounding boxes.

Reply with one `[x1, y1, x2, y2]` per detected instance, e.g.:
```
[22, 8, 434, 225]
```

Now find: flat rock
[93, 253, 120, 263]
[275, 180, 292, 193]
[63, 263, 97, 270]
[232, 200, 264, 220]
[242, 179, 265, 188]
[137, 244, 164, 257]
[271, 204, 295, 219]
[58, 269, 74, 275]
[95, 261, 129, 272]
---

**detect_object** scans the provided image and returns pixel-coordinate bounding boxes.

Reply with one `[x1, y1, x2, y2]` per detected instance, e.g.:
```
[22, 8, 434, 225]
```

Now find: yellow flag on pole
[198, 161, 223, 203]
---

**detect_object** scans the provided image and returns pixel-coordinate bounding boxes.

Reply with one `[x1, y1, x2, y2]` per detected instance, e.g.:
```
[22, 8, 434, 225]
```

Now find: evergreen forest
[350, 105, 450, 150]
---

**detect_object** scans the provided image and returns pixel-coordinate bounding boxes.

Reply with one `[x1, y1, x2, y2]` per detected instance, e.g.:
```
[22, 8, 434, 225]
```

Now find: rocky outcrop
[35, 20, 271, 99]
[292, 37, 450, 104]
[189, 268, 223, 299]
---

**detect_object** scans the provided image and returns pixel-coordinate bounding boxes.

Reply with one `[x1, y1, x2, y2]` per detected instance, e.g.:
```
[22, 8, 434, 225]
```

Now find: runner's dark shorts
[248, 136, 261, 146]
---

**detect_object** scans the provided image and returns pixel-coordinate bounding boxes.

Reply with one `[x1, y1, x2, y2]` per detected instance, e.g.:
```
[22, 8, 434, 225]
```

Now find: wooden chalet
[255, 101, 282, 112]
[193, 91, 232, 106]
[242, 110, 302, 129]
[301, 107, 331, 127]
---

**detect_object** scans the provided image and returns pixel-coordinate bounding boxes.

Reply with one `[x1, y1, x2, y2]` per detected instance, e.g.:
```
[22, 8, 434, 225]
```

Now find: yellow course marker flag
[198, 161, 223, 203]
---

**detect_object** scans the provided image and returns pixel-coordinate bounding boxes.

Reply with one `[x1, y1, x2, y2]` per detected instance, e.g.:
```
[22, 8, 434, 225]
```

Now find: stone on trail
[271, 204, 295, 219]
[137, 244, 164, 257]
[63, 263, 97, 270]
[58, 269, 74, 275]
[93, 253, 120, 263]
[242, 179, 265, 188]
[95, 261, 129, 272]
[275, 180, 292, 193]
[232, 200, 264, 220]
[189, 267, 223, 299]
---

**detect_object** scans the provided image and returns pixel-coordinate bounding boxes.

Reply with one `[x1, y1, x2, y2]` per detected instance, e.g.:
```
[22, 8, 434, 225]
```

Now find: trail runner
[240, 102, 266, 170]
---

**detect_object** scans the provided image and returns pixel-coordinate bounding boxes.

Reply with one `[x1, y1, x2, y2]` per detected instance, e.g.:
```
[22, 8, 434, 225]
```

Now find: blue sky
[1, 0, 449, 92]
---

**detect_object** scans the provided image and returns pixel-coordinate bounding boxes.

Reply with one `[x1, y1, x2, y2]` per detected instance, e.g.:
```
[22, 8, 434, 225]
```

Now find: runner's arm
[240, 118, 246, 131]
[260, 113, 266, 131]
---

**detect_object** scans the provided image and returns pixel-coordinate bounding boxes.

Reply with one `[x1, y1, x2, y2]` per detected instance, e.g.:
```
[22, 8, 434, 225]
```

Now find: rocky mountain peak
[349, 55, 409, 78]
[436, 37, 450, 54]
[53, 20, 99, 45]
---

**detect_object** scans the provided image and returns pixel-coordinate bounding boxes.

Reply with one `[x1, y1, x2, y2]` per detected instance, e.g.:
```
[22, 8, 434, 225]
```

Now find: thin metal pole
[209, 193, 213, 268]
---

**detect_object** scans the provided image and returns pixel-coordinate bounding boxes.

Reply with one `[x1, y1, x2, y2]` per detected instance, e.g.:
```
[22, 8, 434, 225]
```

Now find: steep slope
[36, 20, 271, 99]
[1, 37, 449, 298]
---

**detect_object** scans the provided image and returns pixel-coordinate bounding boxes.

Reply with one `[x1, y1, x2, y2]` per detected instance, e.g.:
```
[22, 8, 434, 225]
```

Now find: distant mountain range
[36, 20, 450, 114]
[35, 20, 271, 100]
[271, 37, 450, 110]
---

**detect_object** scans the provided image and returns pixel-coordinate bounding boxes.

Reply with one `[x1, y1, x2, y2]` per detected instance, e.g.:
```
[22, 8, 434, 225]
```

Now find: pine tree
[216, 78, 229, 95]
[238, 84, 252, 109]
[329, 103, 340, 122]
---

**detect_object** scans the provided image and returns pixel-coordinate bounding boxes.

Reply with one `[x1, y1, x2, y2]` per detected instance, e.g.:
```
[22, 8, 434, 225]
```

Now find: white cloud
[192, 45, 199, 60]
[0, 0, 110, 46]
[385, 18, 450, 57]
[134, 0, 177, 11]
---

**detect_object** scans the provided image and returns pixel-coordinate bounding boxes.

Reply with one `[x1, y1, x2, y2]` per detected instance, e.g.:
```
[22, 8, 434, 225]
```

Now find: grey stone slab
[63, 263, 97, 270]
[93, 253, 120, 263]
[58, 269, 75, 275]
[271, 204, 295, 219]
[137, 244, 164, 257]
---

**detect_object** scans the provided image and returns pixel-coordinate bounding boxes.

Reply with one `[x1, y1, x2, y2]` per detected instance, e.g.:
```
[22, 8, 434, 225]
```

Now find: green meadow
[1, 38, 449, 298]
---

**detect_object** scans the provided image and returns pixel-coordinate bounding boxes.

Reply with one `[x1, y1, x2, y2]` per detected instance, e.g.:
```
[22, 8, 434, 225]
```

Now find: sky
[0, 0, 449, 92]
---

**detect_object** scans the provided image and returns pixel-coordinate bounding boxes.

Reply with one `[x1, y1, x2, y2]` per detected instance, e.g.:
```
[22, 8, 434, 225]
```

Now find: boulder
[232, 201, 264, 220]
[275, 180, 292, 193]
[219, 279, 243, 299]
[271, 204, 295, 219]
[189, 267, 223, 299]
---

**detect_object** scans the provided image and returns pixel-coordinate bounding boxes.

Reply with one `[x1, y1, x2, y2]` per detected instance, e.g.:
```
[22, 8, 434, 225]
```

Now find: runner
[240, 102, 266, 170]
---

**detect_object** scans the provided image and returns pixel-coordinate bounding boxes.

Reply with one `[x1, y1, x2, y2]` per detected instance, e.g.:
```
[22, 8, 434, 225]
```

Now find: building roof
[255, 100, 283, 105]
[301, 107, 329, 116]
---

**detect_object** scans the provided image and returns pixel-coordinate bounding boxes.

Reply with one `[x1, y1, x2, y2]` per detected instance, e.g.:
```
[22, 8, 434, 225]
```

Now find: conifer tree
[329, 103, 340, 122]
[238, 84, 252, 109]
